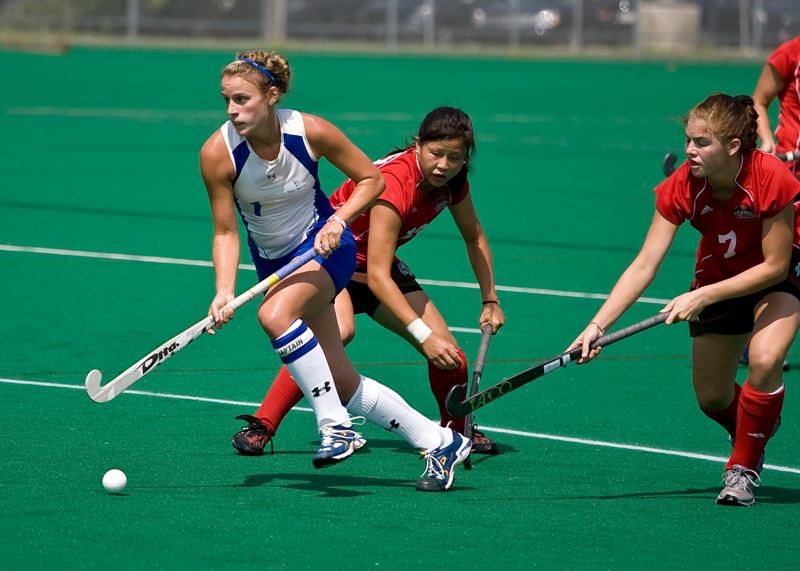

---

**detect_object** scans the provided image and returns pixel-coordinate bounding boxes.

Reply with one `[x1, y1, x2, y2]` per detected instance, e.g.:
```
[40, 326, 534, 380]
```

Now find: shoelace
[724, 467, 761, 491]
[319, 417, 366, 448]
[419, 450, 447, 481]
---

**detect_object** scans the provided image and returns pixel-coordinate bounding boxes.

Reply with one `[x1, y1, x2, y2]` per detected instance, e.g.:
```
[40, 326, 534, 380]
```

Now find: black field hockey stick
[662, 152, 678, 177]
[663, 151, 796, 177]
[85, 248, 317, 403]
[445, 312, 670, 418]
[463, 323, 493, 470]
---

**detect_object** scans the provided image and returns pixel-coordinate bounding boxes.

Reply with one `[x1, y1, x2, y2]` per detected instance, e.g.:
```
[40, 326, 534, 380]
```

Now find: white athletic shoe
[312, 418, 367, 469]
[415, 429, 471, 492]
[716, 465, 760, 507]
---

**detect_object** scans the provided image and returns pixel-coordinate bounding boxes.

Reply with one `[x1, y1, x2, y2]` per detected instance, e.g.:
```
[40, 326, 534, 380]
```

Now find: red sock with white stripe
[254, 365, 304, 436]
[700, 382, 741, 440]
[427, 348, 468, 434]
[727, 380, 784, 471]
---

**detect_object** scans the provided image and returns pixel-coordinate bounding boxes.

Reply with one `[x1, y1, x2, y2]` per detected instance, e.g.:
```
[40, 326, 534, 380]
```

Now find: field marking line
[0, 244, 671, 305]
[3, 378, 797, 475]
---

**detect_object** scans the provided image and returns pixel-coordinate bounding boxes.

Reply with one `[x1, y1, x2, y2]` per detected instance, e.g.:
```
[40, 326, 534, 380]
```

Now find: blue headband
[236, 58, 279, 88]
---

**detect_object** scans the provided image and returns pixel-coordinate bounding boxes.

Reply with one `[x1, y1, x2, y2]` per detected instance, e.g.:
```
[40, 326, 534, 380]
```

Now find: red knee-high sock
[428, 348, 468, 434]
[700, 382, 742, 440]
[254, 366, 304, 436]
[727, 380, 784, 471]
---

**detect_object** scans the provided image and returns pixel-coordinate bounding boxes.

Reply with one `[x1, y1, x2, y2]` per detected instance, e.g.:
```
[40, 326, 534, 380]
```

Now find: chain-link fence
[1, 0, 798, 58]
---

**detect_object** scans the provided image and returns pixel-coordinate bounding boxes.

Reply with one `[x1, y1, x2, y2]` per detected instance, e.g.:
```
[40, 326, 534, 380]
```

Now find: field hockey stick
[662, 153, 678, 177]
[463, 323, 493, 470]
[445, 312, 669, 418]
[85, 248, 317, 403]
[665, 151, 795, 177]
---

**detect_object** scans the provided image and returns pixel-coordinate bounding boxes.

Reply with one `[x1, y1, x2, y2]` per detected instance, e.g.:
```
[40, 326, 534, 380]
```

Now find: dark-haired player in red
[232, 106, 506, 457]
[570, 93, 800, 507]
[753, 35, 800, 178]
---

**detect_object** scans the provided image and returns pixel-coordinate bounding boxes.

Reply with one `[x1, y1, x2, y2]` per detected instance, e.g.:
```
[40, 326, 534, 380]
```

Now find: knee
[257, 303, 292, 340]
[340, 325, 355, 347]
[747, 347, 784, 384]
[693, 382, 735, 411]
[696, 393, 732, 412]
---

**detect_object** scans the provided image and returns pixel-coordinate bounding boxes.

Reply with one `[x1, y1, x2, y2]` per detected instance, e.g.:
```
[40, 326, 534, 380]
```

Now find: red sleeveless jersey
[655, 150, 800, 288]
[330, 149, 469, 269]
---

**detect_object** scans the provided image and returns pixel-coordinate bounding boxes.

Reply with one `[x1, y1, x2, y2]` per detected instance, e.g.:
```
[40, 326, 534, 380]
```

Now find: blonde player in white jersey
[200, 51, 470, 491]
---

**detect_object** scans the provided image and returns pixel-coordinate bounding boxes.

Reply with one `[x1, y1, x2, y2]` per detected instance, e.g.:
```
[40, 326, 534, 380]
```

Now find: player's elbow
[366, 271, 391, 294]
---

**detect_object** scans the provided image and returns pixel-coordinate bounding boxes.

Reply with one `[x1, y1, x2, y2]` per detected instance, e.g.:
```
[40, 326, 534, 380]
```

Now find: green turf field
[1, 48, 798, 571]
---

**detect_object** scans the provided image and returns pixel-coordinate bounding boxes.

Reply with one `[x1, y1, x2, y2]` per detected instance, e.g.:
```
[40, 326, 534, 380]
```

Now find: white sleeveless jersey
[221, 109, 334, 260]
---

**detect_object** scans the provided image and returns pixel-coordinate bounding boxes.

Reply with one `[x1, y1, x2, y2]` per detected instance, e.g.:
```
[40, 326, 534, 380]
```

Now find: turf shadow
[559, 485, 800, 504]
[237, 472, 418, 497]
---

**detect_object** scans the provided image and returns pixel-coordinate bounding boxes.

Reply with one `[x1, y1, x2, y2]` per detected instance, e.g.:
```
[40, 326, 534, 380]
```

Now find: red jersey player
[569, 93, 800, 507]
[753, 35, 800, 178]
[232, 106, 506, 457]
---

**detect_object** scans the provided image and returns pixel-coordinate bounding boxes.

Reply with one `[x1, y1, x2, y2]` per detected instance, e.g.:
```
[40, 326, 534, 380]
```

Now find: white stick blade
[85, 369, 109, 403]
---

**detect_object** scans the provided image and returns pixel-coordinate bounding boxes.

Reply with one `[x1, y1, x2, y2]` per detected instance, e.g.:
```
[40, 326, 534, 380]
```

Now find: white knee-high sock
[272, 319, 350, 430]
[346, 376, 453, 452]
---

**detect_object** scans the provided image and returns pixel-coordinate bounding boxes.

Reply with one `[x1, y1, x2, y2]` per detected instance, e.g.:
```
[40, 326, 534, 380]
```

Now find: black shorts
[688, 275, 800, 337]
[346, 260, 423, 318]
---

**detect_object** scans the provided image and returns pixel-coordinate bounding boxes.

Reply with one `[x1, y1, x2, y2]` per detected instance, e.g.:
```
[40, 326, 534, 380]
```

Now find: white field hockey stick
[663, 151, 796, 177]
[85, 248, 317, 403]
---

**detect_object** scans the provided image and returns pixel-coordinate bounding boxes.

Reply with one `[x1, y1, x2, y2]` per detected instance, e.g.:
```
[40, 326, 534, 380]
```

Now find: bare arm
[200, 130, 240, 330]
[366, 201, 463, 369]
[753, 63, 785, 155]
[569, 211, 678, 361]
[303, 114, 385, 255]
[448, 193, 505, 334]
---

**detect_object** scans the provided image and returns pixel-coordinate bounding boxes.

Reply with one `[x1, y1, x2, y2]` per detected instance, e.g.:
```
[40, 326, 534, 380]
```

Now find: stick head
[662, 153, 678, 177]
[85, 369, 113, 403]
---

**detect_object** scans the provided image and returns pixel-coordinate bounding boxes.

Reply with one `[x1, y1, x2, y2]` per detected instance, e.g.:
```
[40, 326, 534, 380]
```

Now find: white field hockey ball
[103, 469, 127, 494]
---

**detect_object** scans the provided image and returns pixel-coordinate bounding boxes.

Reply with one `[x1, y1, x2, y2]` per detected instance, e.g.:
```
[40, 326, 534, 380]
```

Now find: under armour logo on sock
[747, 432, 766, 438]
[386, 419, 400, 432]
[311, 381, 332, 398]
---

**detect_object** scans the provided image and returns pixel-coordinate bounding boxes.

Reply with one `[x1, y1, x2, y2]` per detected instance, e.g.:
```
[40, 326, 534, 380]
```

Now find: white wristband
[406, 318, 433, 345]
[328, 214, 346, 230]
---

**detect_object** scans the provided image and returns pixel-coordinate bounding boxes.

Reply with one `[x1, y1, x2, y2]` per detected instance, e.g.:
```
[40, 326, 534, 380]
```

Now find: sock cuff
[271, 319, 318, 364]
[345, 376, 379, 415]
[741, 380, 785, 416]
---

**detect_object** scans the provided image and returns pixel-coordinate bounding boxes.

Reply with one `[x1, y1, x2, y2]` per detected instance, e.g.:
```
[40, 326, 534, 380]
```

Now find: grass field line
[0, 243, 671, 305]
[4, 377, 798, 475]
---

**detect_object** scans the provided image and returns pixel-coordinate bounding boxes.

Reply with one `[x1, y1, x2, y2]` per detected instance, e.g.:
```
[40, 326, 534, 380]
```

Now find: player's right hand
[208, 292, 236, 335]
[568, 323, 604, 365]
[421, 333, 463, 370]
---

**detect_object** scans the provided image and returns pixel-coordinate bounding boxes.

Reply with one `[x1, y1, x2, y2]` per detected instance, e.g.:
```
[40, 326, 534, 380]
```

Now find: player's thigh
[372, 289, 457, 346]
[303, 303, 361, 401]
[691, 332, 750, 410]
[258, 260, 336, 338]
[748, 291, 800, 391]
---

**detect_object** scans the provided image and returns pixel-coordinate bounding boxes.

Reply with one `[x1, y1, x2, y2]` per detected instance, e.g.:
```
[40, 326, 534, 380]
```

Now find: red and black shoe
[471, 427, 500, 455]
[231, 414, 274, 456]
